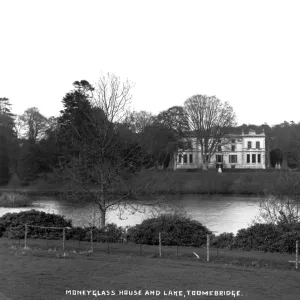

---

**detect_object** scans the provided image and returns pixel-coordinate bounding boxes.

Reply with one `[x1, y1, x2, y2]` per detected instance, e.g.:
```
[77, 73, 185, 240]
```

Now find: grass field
[0, 238, 299, 300]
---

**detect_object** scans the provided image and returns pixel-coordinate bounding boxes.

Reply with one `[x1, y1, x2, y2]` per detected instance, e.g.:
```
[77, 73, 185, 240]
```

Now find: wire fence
[1, 224, 299, 270]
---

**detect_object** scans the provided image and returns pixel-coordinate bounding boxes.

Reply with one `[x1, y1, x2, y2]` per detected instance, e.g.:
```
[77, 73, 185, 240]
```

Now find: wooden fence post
[159, 232, 162, 257]
[62, 228, 66, 251]
[296, 240, 299, 270]
[24, 224, 28, 248]
[90, 228, 93, 253]
[207, 234, 210, 262]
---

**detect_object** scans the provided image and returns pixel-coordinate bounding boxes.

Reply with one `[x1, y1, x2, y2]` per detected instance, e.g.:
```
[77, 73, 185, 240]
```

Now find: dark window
[178, 154, 182, 163]
[183, 154, 188, 163]
[229, 155, 237, 163]
[256, 141, 260, 149]
[189, 154, 193, 163]
[231, 139, 235, 144]
[231, 145, 236, 152]
[258, 154, 261, 163]
[247, 154, 250, 163]
[218, 145, 222, 152]
[248, 141, 251, 149]
[216, 155, 223, 163]
[252, 154, 256, 163]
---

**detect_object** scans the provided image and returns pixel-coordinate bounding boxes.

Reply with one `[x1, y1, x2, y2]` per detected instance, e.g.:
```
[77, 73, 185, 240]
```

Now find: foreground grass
[0, 238, 299, 300]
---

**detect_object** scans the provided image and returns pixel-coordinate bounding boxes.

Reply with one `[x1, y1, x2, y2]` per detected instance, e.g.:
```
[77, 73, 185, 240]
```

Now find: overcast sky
[1, 0, 299, 126]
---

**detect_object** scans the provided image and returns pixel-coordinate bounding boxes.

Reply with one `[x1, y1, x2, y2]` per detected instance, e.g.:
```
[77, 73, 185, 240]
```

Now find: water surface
[0, 194, 261, 234]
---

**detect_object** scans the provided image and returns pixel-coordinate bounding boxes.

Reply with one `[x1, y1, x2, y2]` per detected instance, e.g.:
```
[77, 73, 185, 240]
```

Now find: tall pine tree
[0, 98, 16, 184]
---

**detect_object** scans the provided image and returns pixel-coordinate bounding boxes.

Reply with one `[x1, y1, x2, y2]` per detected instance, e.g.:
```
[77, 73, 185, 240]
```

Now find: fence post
[24, 224, 28, 248]
[296, 240, 299, 270]
[62, 228, 66, 251]
[207, 234, 210, 262]
[90, 228, 94, 253]
[107, 236, 110, 254]
[159, 232, 162, 258]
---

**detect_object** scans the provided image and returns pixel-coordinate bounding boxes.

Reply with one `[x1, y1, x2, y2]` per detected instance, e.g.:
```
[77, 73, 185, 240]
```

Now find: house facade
[174, 129, 266, 170]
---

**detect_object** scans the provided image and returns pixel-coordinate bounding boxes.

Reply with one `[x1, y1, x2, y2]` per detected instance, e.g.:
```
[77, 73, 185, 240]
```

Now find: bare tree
[257, 172, 300, 225]
[125, 110, 155, 133]
[19, 107, 48, 143]
[57, 73, 170, 228]
[184, 95, 237, 171]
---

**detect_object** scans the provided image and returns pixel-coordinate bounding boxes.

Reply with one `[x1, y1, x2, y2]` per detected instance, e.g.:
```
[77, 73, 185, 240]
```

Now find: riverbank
[0, 238, 299, 300]
[0, 169, 297, 196]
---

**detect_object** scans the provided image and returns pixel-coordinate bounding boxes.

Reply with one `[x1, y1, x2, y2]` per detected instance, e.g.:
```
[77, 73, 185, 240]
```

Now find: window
[248, 141, 251, 149]
[252, 154, 256, 163]
[231, 145, 236, 152]
[206, 155, 210, 163]
[229, 155, 237, 163]
[258, 154, 261, 163]
[178, 154, 182, 163]
[216, 155, 223, 163]
[256, 141, 260, 149]
[183, 154, 188, 163]
[189, 154, 193, 163]
[247, 154, 250, 163]
[231, 139, 235, 144]
[218, 145, 222, 152]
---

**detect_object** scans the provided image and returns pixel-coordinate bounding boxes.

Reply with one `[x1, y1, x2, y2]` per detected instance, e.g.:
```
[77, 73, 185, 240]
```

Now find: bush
[211, 232, 234, 248]
[0, 210, 72, 239]
[231, 223, 300, 253]
[127, 214, 211, 247]
[69, 223, 125, 243]
[0, 192, 30, 207]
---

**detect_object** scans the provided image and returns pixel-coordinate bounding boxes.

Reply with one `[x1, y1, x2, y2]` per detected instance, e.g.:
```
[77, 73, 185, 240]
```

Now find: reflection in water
[0, 194, 261, 234]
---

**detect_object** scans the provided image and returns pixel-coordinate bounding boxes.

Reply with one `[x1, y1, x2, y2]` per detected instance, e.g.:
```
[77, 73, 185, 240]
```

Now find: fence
[2, 225, 299, 270]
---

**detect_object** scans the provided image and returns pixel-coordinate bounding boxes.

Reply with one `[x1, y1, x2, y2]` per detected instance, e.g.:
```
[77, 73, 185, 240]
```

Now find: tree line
[1, 73, 300, 227]
[1, 76, 300, 187]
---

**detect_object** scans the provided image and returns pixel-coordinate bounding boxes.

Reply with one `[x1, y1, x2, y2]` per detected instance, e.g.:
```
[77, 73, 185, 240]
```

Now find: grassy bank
[127, 169, 288, 195]
[0, 169, 295, 195]
[0, 192, 30, 207]
[0, 238, 299, 300]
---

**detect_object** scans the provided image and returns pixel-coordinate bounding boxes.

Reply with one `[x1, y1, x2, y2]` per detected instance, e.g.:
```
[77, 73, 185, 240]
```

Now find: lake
[0, 194, 261, 234]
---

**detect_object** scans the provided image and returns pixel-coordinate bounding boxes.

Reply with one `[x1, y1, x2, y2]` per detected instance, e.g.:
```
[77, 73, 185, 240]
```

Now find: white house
[174, 129, 266, 170]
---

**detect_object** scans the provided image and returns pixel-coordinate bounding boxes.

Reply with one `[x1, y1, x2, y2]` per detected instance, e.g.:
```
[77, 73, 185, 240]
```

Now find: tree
[19, 107, 48, 143]
[141, 123, 177, 169]
[0, 135, 10, 185]
[0, 97, 18, 175]
[184, 95, 237, 170]
[57, 74, 164, 228]
[56, 81, 95, 164]
[270, 148, 284, 168]
[156, 106, 189, 135]
[258, 172, 300, 225]
[154, 106, 190, 168]
[126, 110, 155, 133]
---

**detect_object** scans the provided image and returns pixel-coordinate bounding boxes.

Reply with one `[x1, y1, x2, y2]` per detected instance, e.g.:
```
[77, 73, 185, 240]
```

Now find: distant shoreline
[1, 169, 298, 196]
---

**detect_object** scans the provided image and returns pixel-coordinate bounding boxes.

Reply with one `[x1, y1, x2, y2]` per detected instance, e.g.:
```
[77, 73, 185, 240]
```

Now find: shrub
[0, 210, 72, 239]
[127, 213, 211, 246]
[211, 232, 234, 248]
[231, 223, 300, 253]
[69, 223, 125, 243]
[0, 192, 30, 207]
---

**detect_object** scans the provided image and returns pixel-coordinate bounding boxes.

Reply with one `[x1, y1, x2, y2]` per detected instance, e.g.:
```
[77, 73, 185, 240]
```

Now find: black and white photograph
[0, 0, 300, 299]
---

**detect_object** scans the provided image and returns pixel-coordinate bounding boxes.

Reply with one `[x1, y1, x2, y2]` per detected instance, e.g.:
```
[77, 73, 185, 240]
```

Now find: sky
[0, 0, 300, 126]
